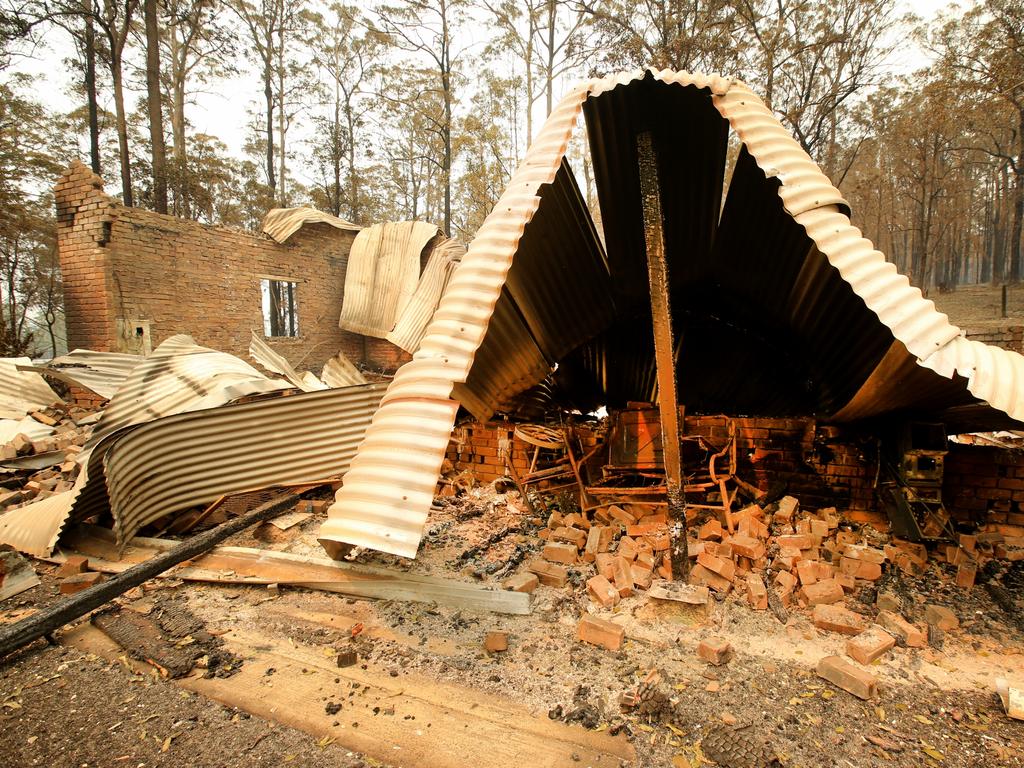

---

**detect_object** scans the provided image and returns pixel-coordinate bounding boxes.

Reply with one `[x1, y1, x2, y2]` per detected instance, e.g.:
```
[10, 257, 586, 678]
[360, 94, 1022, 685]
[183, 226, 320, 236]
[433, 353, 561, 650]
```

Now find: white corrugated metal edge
[103, 383, 387, 545]
[0, 489, 78, 558]
[338, 221, 443, 339]
[248, 331, 328, 392]
[0, 357, 62, 419]
[321, 350, 367, 388]
[320, 68, 1024, 560]
[19, 349, 143, 400]
[87, 334, 291, 447]
[261, 206, 361, 243]
[386, 237, 465, 353]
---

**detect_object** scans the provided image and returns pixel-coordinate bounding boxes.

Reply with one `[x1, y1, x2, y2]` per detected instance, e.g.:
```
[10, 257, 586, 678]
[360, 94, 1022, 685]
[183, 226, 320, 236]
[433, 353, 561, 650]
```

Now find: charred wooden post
[636, 130, 689, 578]
[0, 491, 300, 662]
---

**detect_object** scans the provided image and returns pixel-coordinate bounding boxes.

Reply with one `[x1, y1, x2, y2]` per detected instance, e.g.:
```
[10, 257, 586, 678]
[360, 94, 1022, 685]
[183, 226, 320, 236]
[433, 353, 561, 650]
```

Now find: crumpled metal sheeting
[20, 349, 143, 400]
[321, 351, 367, 388]
[0, 489, 77, 558]
[386, 237, 465, 353]
[0, 358, 62, 419]
[0, 416, 54, 444]
[103, 383, 387, 546]
[261, 206, 360, 243]
[339, 221, 443, 338]
[87, 334, 290, 447]
[248, 332, 327, 392]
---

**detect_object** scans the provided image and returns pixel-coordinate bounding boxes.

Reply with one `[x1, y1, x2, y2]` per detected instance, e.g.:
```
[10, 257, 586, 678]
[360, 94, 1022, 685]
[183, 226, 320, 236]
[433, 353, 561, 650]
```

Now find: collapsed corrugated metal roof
[0, 335, 293, 557]
[87, 334, 290, 447]
[101, 382, 386, 545]
[19, 350, 143, 400]
[338, 221, 444, 339]
[0, 358, 62, 419]
[321, 350, 368, 388]
[261, 206, 361, 243]
[248, 332, 328, 392]
[320, 69, 1024, 560]
[386, 237, 465, 353]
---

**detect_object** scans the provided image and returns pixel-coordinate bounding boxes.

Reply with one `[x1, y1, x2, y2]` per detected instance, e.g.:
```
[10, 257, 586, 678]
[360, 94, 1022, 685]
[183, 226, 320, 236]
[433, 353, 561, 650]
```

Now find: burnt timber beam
[635, 130, 689, 578]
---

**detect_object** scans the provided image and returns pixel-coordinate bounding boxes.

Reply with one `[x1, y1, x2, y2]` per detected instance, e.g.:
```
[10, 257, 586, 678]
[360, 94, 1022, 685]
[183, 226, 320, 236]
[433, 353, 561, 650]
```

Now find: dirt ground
[930, 283, 1024, 328]
[2, 487, 1024, 768]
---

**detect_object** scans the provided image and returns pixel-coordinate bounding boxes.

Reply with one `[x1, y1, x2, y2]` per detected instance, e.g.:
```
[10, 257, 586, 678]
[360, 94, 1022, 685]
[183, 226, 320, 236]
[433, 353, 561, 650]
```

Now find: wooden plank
[63, 624, 634, 768]
[54, 525, 530, 616]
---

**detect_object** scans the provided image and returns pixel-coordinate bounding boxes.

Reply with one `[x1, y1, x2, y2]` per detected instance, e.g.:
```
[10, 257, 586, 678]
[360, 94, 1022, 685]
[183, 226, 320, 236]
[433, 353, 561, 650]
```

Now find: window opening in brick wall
[260, 279, 299, 337]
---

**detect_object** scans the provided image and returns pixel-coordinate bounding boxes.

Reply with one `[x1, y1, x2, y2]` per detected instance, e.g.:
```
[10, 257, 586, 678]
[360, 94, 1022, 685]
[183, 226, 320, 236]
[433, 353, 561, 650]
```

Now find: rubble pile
[0, 405, 97, 508]
[508, 489, 1024, 703]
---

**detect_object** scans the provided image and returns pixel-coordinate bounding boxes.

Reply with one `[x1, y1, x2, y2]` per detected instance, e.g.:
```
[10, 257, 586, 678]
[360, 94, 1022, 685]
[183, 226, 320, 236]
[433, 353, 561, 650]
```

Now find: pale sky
[9, 0, 965, 194]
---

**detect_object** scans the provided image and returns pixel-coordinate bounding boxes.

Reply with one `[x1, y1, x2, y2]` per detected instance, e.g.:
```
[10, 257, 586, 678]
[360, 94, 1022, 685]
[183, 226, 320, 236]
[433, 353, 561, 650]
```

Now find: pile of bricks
[520, 503, 674, 606]
[0, 405, 95, 510]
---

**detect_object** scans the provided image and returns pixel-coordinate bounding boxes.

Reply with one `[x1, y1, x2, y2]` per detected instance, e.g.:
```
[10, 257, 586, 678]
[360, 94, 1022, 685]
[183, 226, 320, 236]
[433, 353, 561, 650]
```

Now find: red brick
[799, 578, 844, 606]
[59, 571, 104, 594]
[542, 542, 578, 564]
[876, 610, 927, 648]
[816, 655, 878, 700]
[484, 631, 508, 652]
[587, 575, 620, 608]
[697, 637, 734, 666]
[577, 615, 625, 651]
[503, 573, 539, 593]
[813, 604, 867, 635]
[846, 625, 896, 664]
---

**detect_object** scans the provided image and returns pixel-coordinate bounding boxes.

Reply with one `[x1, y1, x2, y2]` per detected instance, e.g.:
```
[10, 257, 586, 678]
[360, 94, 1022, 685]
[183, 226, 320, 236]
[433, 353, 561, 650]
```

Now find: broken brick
[526, 559, 568, 588]
[484, 631, 508, 652]
[846, 625, 896, 665]
[697, 637, 733, 666]
[503, 572, 539, 593]
[816, 655, 877, 700]
[746, 574, 768, 610]
[725, 533, 764, 561]
[542, 542, 578, 565]
[799, 578, 844, 606]
[812, 604, 867, 635]
[876, 610, 927, 648]
[924, 604, 959, 631]
[577, 615, 625, 651]
[56, 555, 89, 578]
[689, 563, 732, 593]
[696, 551, 736, 582]
[59, 571, 104, 594]
[587, 575, 620, 608]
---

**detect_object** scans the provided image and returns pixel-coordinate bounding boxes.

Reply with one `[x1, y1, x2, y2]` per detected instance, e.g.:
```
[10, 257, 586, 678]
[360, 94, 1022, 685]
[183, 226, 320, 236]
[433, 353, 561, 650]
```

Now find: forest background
[0, 0, 1020, 356]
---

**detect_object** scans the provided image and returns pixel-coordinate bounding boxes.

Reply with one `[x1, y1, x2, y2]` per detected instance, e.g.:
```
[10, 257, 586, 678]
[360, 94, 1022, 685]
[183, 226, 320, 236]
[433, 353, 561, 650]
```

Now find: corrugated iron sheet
[0, 489, 76, 558]
[248, 332, 328, 392]
[339, 221, 443, 338]
[320, 68, 1024, 560]
[101, 383, 387, 545]
[0, 358, 62, 419]
[88, 334, 290, 447]
[321, 351, 368, 388]
[19, 350, 143, 400]
[386, 237, 465, 352]
[261, 206, 360, 243]
[0, 416, 54, 444]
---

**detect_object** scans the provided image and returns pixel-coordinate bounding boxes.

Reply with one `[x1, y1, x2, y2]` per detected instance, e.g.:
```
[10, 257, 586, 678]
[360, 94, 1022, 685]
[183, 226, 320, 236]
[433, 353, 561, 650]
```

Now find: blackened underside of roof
[454, 73, 1012, 430]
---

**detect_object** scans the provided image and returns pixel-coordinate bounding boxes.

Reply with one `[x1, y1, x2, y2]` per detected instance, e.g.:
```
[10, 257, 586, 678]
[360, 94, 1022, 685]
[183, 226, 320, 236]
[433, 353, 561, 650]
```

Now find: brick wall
[55, 160, 409, 374]
[964, 325, 1024, 353]
[944, 444, 1024, 527]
